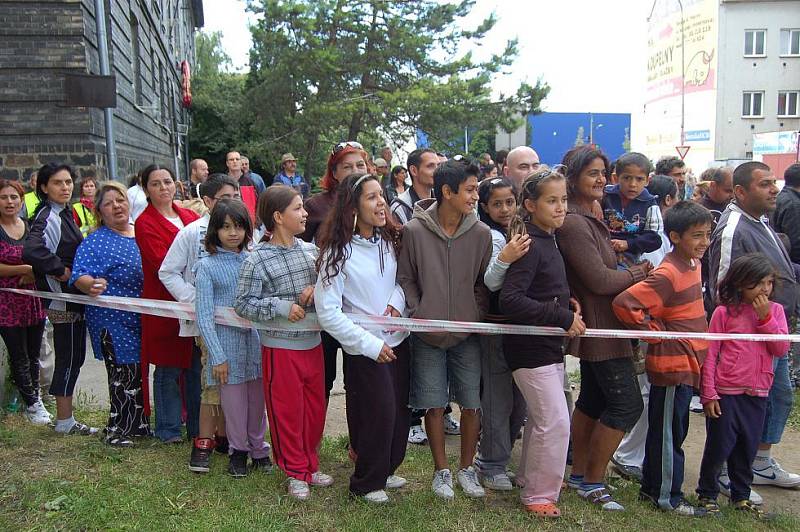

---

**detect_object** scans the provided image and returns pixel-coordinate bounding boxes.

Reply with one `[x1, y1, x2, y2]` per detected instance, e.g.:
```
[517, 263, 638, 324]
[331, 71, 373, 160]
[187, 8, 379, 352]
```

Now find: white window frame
[780, 28, 800, 57]
[778, 91, 800, 118]
[744, 29, 767, 57]
[742, 91, 765, 118]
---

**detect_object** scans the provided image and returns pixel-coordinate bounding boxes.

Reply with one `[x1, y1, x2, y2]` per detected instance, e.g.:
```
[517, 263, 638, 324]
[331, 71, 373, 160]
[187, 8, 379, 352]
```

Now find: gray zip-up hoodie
[397, 198, 492, 348]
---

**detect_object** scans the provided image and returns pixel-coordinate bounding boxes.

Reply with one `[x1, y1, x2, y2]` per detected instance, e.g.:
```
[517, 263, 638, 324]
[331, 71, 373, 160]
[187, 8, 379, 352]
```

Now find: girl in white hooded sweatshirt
[315, 173, 409, 504]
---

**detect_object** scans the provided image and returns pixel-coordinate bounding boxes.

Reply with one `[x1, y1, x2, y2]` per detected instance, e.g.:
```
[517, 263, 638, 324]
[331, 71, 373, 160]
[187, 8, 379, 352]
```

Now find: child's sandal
[524, 503, 561, 518]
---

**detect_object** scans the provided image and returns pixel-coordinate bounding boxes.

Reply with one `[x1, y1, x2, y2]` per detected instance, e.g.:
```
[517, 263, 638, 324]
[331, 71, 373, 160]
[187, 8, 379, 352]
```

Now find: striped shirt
[612, 251, 708, 387]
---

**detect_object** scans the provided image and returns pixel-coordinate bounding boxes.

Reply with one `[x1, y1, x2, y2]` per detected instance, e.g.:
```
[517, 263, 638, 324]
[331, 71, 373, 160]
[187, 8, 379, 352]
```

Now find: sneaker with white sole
[457, 466, 486, 498]
[385, 474, 407, 489]
[752, 457, 800, 488]
[478, 471, 513, 491]
[432, 468, 455, 500]
[408, 424, 427, 444]
[718, 468, 763, 504]
[310, 471, 334, 487]
[363, 489, 389, 503]
[689, 395, 704, 413]
[288, 478, 310, 500]
[443, 413, 460, 435]
[24, 400, 52, 426]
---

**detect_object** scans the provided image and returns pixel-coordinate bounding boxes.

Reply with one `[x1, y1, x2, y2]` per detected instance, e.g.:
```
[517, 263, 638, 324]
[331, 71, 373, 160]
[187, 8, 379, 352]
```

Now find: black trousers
[322, 331, 343, 402]
[0, 321, 45, 406]
[696, 394, 766, 503]
[49, 319, 87, 397]
[99, 329, 150, 438]
[344, 339, 410, 496]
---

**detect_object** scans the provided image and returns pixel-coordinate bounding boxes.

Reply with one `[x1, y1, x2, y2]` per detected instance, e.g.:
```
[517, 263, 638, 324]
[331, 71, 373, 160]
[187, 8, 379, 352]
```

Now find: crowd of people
[1, 143, 799, 520]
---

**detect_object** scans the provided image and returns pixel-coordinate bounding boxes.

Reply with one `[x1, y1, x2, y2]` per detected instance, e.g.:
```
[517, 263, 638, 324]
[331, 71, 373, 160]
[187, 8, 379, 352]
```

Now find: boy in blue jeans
[602, 153, 664, 269]
[398, 159, 492, 500]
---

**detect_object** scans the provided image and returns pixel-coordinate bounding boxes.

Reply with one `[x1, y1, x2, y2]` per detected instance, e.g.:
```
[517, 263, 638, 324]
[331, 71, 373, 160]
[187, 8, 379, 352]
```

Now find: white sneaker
[718, 468, 763, 504]
[385, 474, 407, 489]
[479, 471, 514, 491]
[363, 489, 389, 503]
[287, 478, 310, 500]
[752, 457, 800, 488]
[443, 413, 460, 435]
[457, 466, 486, 498]
[408, 424, 427, 444]
[432, 468, 454, 500]
[689, 395, 704, 413]
[309, 471, 334, 487]
[24, 400, 52, 426]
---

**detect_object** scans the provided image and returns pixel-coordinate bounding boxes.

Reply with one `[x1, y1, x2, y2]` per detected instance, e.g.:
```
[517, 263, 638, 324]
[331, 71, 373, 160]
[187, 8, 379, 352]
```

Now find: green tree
[188, 32, 248, 173]
[244, 0, 549, 182]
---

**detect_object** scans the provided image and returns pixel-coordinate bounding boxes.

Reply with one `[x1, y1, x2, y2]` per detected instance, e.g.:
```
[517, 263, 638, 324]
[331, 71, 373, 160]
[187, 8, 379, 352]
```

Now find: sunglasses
[332, 141, 364, 155]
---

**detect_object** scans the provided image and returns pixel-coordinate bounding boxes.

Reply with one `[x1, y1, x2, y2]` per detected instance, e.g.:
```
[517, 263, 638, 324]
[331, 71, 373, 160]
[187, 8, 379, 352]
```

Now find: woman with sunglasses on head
[301, 141, 369, 402]
[315, 173, 409, 503]
[134, 164, 200, 443]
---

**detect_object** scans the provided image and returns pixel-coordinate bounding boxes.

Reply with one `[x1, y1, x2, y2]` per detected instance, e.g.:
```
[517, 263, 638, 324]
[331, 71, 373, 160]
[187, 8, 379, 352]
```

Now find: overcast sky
[203, 0, 648, 114]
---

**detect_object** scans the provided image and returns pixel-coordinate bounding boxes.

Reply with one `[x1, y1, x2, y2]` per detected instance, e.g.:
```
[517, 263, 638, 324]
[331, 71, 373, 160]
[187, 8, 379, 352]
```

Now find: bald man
[503, 146, 540, 189]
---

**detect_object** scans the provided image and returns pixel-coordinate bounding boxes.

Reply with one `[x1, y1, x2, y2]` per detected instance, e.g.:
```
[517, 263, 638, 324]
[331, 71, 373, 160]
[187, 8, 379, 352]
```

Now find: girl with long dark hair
[315, 173, 409, 503]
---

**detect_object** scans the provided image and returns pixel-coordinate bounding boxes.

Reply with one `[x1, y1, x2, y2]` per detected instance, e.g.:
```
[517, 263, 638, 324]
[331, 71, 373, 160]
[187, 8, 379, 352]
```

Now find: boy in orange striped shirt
[613, 201, 713, 517]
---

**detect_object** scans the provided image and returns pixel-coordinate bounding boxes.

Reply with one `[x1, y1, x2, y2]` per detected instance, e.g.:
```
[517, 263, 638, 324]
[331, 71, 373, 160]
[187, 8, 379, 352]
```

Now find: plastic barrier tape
[3, 288, 799, 343]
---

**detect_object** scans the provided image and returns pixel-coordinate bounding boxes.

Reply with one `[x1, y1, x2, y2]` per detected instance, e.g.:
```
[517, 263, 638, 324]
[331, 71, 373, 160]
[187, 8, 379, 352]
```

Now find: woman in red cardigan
[135, 164, 199, 443]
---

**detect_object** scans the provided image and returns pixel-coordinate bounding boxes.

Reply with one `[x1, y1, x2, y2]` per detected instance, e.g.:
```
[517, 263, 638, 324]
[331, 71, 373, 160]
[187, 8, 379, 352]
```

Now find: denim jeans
[153, 366, 183, 441]
[761, 356, 794, 445]
[153, 354, 202, 442]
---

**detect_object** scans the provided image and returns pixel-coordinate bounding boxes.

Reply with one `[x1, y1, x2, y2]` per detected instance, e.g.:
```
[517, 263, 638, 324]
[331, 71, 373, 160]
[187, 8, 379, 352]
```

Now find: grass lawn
[1, 406, 798, 532]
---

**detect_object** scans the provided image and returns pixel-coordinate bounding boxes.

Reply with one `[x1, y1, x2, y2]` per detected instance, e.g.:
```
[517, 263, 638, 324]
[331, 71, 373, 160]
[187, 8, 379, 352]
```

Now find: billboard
[638, 0, 718, 169]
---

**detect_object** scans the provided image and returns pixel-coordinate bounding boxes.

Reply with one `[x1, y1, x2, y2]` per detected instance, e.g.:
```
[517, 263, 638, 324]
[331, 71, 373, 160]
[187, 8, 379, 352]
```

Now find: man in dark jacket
[771, 163, 800, 264]
[708, 161, 800, 498]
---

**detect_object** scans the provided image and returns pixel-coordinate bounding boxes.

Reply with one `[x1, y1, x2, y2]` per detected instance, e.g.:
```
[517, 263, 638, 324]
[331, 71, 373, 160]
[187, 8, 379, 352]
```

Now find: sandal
[579, 487, 625, 511]
[524, 503, 561, 518]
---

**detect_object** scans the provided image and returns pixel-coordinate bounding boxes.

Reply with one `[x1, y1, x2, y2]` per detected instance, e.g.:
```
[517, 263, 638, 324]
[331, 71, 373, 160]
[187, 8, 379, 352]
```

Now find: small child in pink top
[696, 253, 789, 519]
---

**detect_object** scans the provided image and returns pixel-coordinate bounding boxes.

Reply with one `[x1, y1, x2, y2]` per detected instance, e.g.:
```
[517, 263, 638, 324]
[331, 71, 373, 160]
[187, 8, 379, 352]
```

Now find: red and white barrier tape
[3, 288, 798, 342]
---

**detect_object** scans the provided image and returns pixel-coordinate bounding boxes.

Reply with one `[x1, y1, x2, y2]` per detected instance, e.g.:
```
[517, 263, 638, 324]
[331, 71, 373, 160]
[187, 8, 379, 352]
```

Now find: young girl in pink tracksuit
[696, 253, 789, 518]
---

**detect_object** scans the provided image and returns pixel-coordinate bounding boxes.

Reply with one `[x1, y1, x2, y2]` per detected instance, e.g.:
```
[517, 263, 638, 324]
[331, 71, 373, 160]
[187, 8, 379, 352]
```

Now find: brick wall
[0, 0, 201, 187]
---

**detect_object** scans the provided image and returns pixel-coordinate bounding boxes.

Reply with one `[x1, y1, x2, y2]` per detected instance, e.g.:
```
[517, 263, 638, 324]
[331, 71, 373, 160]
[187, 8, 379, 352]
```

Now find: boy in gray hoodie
[398, 159, 492, 500]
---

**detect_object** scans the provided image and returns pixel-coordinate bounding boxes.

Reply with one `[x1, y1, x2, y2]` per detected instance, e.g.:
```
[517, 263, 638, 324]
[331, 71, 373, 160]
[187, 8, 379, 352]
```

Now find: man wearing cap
[374, 157, 390, 188]
[274, 152, 309, 197]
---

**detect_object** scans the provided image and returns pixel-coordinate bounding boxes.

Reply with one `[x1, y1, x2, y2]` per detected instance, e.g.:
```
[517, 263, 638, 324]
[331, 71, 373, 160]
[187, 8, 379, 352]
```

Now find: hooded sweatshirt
[315, 234, 408, 359]
[397, 198, 492, 349]
[601, 183, 663, 263]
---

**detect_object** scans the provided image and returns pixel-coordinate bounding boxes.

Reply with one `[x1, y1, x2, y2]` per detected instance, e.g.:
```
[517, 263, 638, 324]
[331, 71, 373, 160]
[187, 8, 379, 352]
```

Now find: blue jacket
[195, 250, 262, 385]
[601, 184, 663, 257]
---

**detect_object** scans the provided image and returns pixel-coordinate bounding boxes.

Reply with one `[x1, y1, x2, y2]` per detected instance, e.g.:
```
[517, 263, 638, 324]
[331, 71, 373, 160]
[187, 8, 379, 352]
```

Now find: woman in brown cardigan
[555, 146, 651, 511]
